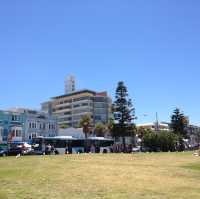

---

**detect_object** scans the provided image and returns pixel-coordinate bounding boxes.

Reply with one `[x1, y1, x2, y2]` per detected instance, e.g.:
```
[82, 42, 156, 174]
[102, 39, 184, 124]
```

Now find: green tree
[142, 131, 178, 152]
[107, 118, 114, 136]
[112, 81, 136, 150]
[171, 108, 189, 138]
[79, 114, 92, 152]
[59, 123, 69, 129]
[137, 127, 152, 139]
[94, 122, 106, 137]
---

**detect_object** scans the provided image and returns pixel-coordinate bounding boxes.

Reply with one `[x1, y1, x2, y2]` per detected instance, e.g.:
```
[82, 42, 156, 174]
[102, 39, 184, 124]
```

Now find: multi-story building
[0, 108, 58, 143]
[0, 110, 25, 143]
[41, 89, 112, 127]
[41, 75, 111, 127]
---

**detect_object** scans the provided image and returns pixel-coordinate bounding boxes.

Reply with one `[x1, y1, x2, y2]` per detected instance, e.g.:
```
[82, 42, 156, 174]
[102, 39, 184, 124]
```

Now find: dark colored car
[0, 147, 8, 157]
[7, 143, 32, 156]
[25, 149, 44, 156]
[7, 147, 25, 156]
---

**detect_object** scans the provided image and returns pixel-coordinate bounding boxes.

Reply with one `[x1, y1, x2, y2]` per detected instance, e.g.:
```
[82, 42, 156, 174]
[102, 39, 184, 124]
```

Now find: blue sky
[0, 0, 200, 125]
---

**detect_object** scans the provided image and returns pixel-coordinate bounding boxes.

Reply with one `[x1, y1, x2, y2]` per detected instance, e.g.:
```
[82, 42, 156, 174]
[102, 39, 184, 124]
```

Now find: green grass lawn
[0, 152, 200, 199]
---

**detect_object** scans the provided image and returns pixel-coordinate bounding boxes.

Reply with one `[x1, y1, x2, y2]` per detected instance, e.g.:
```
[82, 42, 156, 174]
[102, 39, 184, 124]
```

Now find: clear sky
[0, 0, 200, 125]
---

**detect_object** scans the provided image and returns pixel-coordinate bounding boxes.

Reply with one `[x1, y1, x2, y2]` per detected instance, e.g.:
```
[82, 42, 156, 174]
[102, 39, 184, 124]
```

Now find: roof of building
[137, 122, 169, 127]
[51, 89, 97, 99]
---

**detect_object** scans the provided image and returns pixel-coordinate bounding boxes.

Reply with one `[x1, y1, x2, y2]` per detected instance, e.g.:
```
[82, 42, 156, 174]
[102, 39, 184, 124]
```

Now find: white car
[132, 146, 141, 152]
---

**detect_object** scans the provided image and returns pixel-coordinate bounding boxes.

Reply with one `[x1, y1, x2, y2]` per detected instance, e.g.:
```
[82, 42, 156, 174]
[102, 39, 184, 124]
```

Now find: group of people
[43, 144, 59, 155]
[111, 144, 133, 153]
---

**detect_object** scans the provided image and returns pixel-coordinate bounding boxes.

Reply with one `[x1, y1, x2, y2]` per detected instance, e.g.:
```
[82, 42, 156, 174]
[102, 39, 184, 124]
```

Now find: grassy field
[0, 152, 200, 199]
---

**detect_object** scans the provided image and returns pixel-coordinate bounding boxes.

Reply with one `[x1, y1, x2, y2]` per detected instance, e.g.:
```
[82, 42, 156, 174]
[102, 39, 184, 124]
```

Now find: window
[73, 96, 90, 102]
[94, 102, 107, 108]
[82, 103, 89, 107]
[95, 115, 102, 120]
[94, 97, 106, 102]
[57, 105, 71, 111]
[12, 115, 20, 121]
[73, 104, 80, 108]
[64, 111, 71, 115]
[32, 133, 37, 138]
[64, 99, 72, 103]
[16, 130, 22, 137]
[29, 123, 32, 128]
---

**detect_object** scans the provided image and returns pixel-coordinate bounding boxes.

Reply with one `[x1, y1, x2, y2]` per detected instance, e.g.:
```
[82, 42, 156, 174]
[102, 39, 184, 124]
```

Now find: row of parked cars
[0, 142, 43, 157]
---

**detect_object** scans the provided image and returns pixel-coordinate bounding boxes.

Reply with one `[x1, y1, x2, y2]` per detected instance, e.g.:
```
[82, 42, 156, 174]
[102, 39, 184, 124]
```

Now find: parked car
[7, 142, 32, 156]
[7, 147, 25, 156]
[132, 146, 141, 153]
[0, 147, 8, 157]
[25, 149, 44, 156]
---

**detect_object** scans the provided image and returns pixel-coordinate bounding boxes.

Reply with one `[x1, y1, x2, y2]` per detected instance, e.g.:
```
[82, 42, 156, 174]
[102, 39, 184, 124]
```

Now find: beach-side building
[41, 76, 112, 127]
[0, 110, 25, 143]
[137, 122, 170, 131]
[42, 90, 112, 128]
[0, 108, 58, 143]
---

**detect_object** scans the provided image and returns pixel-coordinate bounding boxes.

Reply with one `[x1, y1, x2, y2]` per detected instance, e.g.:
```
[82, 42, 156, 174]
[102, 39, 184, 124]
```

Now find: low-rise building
[0, 110, 25, 143]
[137, 122, 170, 131]
[0, 108, 58, 143]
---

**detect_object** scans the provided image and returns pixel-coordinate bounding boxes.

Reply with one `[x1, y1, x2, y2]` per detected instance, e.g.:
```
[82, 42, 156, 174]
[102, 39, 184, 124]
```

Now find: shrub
[142, 131, 178, 152]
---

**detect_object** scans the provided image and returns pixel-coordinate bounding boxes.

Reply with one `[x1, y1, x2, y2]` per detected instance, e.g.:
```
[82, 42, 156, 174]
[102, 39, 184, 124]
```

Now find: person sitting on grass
[193, 146, 200, 157]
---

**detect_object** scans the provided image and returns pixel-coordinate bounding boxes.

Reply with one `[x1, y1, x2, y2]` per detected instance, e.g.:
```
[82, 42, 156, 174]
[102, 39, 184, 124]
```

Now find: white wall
[58, 128, 84, 138]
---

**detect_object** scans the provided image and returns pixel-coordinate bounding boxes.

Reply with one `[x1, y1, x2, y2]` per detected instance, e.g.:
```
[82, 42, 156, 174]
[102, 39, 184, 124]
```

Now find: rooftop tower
[65, 75, 75, 94]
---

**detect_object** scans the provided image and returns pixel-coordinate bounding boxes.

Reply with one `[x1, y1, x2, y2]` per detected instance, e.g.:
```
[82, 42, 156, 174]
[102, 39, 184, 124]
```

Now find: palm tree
[79, 114, 92, 152]
[94, 122, 106, 137]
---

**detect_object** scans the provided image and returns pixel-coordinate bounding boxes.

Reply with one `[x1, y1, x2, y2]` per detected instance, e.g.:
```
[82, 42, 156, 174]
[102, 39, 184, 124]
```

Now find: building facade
[137, 122, 170, 131]
[0, 109, 58, 143]
[41, 90, 112, 127]
[186, 125, 200, 147]
[0, 110, 25, 143]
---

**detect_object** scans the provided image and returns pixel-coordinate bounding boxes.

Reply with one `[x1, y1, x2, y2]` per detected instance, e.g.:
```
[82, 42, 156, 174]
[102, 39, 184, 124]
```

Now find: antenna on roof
[65, 75, 75, 94]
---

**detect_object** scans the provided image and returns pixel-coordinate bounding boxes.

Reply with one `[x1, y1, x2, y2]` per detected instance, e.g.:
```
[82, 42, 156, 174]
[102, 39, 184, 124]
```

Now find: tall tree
[112, 81, 136, 150]
[107, 118, 115, 137]
[137, 127, 152, 139]
[94, 122, 106, 137]
[171, 108, 188, 138]
[79, 114, 92, 152]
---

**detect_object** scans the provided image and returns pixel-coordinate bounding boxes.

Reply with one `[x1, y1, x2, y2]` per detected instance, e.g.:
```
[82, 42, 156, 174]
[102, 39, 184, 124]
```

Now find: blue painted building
[0, 108, 58, 143]
[0, 110, 25, 143]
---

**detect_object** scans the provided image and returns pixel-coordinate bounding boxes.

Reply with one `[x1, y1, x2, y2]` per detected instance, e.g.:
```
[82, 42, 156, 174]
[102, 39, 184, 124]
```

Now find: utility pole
[155, 112, 159, 131]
